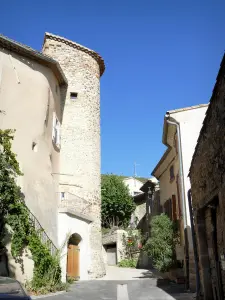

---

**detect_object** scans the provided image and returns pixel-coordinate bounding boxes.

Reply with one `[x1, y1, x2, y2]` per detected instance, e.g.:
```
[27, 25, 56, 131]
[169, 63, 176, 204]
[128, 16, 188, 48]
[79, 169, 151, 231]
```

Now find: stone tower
[42, 33, 105, 279]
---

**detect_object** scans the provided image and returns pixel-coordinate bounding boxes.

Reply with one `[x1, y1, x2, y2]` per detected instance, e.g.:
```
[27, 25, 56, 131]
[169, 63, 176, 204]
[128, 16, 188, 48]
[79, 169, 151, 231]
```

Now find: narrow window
[55, 85, 58, 94]
[45, 89, 50, 127]
[32, 142, 38, 152]
[52, 112, 61, 148]
[70, 92, 78, 100]
[61, 192, 65, 200]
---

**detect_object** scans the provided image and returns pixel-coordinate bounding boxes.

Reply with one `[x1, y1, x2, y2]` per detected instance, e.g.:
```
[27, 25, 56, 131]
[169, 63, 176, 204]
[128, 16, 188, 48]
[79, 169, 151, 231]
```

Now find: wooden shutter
[168, 199, 172, 220]
[172, 194, 177, 220]
[176, 175, 182, 218]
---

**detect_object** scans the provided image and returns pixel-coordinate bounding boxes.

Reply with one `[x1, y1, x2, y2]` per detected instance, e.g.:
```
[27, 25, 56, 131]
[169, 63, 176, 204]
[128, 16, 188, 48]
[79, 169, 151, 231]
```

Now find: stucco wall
[157, 148, 179, 212]
[58, 213, 91, 281]
[0, 48, 62, 246]
[172, 107, 207, 229]
[43, 35, 105, 278]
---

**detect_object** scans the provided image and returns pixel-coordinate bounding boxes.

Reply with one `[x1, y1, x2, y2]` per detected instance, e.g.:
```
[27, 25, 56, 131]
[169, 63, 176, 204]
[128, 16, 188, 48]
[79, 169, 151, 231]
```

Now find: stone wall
[102, 230, 127, 264]
[190, 55, 225, 208]
[189, 54, 225, 299]
[42, 33, 105, 278]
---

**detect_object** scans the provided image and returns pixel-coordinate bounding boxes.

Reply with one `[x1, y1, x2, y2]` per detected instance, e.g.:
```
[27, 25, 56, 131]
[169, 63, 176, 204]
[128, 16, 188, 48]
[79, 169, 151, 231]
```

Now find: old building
[189, 54, 225, 300]
[123, 176, 146, 196]
[0, 34, 67, 282]
[101, 175, 157, 268]
[43, 32, 105, 281]
[152, 104, 208, 290]
[0, 33, 105, 282]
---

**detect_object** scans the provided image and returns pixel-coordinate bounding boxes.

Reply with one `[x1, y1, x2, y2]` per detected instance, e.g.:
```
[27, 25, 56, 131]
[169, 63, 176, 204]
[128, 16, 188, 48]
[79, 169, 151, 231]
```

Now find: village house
[189, 53, 225, 300]
[152, 104, 208, 290]
[102, 175, 159, 268]
[0, 33, 105, 282]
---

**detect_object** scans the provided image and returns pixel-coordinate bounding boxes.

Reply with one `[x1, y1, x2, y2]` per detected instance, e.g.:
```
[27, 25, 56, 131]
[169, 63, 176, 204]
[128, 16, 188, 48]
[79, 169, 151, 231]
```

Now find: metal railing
[27, 206, 57, 256]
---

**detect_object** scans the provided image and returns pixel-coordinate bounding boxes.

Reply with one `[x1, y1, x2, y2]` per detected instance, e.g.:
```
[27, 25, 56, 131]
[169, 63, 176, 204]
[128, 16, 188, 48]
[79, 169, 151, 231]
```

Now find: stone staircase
[27, 206, 57, 255]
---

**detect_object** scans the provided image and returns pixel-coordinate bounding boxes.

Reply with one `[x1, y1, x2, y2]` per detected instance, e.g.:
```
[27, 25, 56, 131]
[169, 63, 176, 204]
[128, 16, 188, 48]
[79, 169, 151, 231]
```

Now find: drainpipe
[188, 189, 201, 298]
[166, 116, 189, 291]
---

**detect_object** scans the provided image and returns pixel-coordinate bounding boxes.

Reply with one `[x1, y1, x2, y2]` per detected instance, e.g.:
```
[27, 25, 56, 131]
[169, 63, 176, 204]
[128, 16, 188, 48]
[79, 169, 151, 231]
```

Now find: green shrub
[143, 214, 176, 272]
[66, 276, 75, 284]
[118, 258, 137, 268]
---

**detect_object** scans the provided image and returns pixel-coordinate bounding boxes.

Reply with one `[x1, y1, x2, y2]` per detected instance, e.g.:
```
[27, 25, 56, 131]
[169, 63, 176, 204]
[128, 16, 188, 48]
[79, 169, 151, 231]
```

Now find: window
[55, 85, 58, 94]
[170, 165, 175, 182]
[70, 92, 78, 100]
[61, 192, 65, 200]
[44, 89, 50, 127]
[172, 194, 177, 220]
[52, 113, 61, 148]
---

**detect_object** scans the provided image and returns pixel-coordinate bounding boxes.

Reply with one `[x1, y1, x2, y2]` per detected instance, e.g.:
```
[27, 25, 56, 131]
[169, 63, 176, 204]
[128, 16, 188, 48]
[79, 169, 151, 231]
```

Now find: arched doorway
[67, 233, 82, 281]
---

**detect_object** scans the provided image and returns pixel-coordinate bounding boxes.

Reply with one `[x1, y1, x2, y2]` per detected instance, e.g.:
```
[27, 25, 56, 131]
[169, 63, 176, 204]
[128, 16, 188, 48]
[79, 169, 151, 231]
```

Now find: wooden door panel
[67, 244, 80, 279]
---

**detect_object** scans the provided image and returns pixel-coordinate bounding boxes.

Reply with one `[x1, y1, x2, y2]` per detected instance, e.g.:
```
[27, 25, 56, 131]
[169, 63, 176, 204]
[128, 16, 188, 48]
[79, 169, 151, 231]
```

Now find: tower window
[70, 92, 78, 100]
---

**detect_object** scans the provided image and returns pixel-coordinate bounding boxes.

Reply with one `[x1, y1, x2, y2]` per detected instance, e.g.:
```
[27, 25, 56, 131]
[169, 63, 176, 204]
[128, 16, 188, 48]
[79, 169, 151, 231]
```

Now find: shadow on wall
[0, 226, 16, 278]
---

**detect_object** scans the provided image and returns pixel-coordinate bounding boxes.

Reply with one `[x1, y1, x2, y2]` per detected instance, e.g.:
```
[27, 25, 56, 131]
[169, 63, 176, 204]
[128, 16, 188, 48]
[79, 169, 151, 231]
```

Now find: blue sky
[1, 1, 225, 178]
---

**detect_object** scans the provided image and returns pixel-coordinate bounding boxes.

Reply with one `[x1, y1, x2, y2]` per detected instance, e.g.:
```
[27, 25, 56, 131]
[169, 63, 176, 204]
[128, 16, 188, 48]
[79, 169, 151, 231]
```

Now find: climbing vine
[0, 129, 61, 290]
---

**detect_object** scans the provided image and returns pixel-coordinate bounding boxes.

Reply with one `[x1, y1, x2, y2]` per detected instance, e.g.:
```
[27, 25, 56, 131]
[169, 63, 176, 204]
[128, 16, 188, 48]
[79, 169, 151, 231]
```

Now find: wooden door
[67, 244, 80, 280]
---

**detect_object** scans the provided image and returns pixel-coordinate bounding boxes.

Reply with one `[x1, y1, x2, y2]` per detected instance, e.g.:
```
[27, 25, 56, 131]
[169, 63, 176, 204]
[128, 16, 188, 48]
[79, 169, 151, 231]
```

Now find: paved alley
[35, 267, 195, 300]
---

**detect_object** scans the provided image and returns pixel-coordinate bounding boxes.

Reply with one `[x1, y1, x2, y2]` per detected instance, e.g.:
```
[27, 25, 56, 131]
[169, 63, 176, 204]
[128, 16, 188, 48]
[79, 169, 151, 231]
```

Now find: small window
[61, 192, 65, 200]
[170, 165, 175, 182]
[70, 92, 78, 100]
[52, 113, 61, 148]
[55, 85, 58, 94]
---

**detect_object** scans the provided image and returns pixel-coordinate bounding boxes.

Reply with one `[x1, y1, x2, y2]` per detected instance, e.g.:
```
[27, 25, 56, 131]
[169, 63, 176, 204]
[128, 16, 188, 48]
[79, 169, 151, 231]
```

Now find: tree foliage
[144, 213, 176, 272]
[101, 174, 135, 228]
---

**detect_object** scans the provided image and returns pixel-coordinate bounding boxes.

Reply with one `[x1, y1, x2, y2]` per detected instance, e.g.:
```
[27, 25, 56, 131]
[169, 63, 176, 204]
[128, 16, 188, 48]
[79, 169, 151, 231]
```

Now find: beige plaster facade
[0, 35, 66, 282]
[0, 32, 105, 282]
[152, 104, 208, 290]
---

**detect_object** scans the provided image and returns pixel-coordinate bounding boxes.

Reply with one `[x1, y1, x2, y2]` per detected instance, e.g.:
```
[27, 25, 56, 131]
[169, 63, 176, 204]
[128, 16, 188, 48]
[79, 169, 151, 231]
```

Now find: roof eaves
[167, 104, 209, 114]
[44, 32, 105, 76]
[0, 34, 67, 87]
[151, 148, 171, 178]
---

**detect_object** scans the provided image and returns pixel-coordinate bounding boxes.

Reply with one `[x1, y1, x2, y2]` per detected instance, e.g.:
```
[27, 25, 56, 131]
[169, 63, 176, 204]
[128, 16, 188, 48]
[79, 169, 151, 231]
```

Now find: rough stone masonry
[42, 33, 106, 278]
